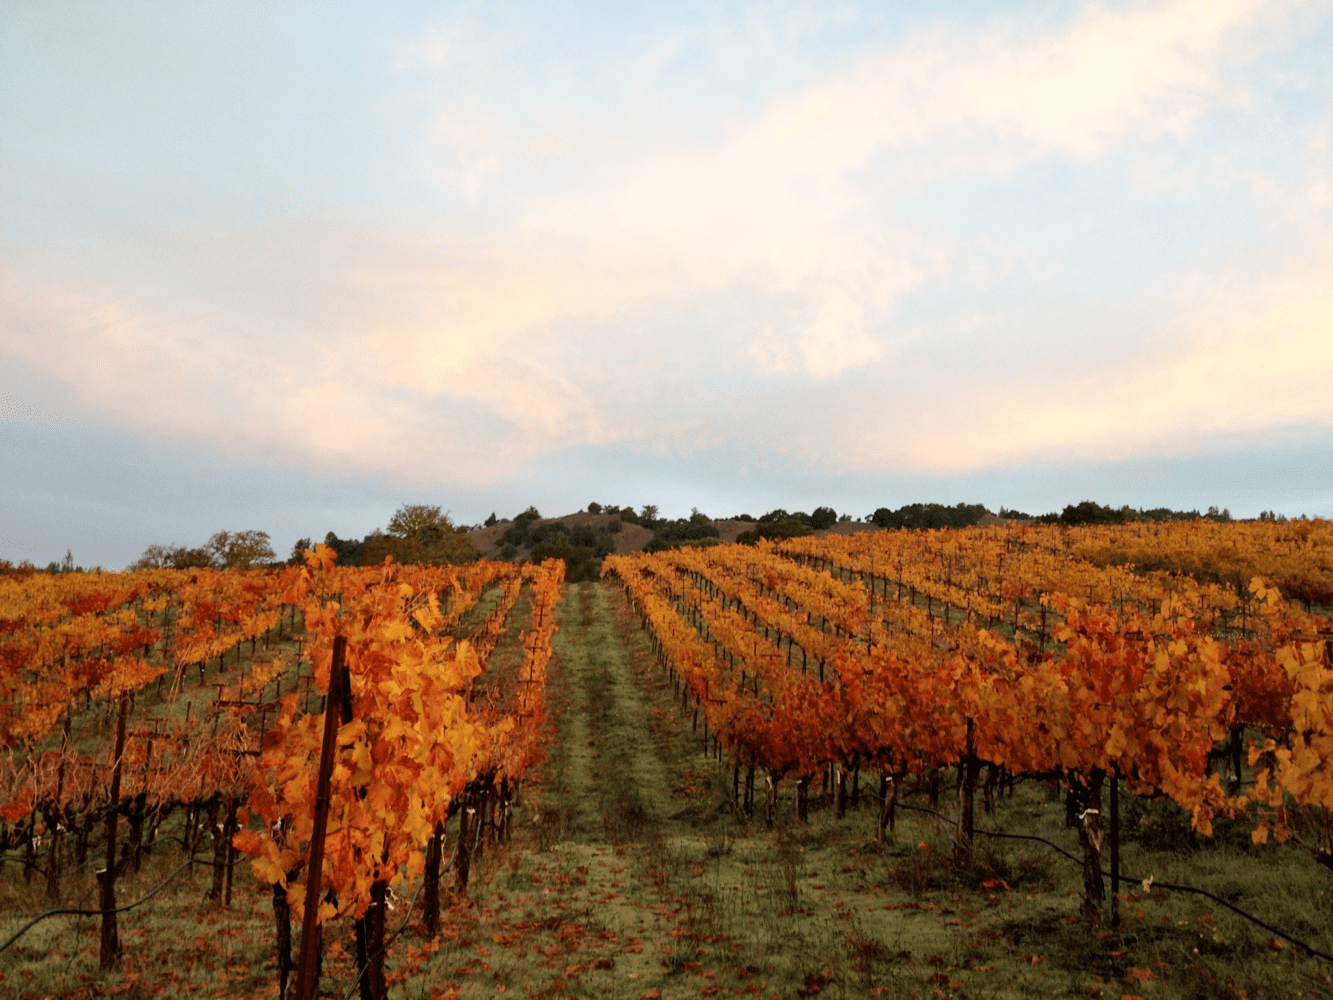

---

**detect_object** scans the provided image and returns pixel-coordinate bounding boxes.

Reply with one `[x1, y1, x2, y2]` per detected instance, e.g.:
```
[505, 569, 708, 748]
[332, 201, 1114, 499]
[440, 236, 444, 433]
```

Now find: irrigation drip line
[0, 856, 200, 954]
[892, 800, 1333, 962]
[894, 801, 1085, 866]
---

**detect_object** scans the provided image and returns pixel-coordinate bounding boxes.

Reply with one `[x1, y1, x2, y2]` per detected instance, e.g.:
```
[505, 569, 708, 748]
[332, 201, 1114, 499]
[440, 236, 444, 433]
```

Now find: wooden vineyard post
[293, 634, 350, 1000]
[99, 692, 129, 970]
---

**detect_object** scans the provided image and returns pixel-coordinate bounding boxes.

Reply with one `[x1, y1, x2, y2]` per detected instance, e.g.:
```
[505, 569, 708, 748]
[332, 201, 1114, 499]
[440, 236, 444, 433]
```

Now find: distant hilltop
[462, 500, 1243, 582]
[466, 503, 1003, 581]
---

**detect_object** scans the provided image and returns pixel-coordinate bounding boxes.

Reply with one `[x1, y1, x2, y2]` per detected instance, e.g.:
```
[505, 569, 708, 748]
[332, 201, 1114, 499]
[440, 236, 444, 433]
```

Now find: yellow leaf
[252, 853, 288, 887]
[406, 849, 426, 879]
[381, 620, 415, 642]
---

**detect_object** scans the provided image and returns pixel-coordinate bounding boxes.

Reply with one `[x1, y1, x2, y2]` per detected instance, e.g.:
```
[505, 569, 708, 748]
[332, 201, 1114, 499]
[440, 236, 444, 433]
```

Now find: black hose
[892, 800, 1333, 961]
[0, 856, 200, 954]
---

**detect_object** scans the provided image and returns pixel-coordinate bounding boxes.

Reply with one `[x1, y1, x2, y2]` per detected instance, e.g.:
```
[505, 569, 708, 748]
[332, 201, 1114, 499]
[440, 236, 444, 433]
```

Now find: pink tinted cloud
[846, 261, 1333, 473]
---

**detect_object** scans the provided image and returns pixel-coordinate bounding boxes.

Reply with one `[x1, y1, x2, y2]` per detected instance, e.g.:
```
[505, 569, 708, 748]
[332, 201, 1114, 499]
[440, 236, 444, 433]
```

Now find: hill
[468, 511, 889, 563]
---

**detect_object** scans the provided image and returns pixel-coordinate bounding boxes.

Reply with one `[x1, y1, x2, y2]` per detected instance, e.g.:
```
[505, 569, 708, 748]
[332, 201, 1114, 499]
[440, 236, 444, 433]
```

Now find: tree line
[0, 498, 1270, 579]
[119, 505, 479, 573]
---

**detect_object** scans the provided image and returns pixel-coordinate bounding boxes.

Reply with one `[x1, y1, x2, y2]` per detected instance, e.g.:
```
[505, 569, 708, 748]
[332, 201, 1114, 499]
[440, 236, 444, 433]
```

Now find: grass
[4, 579, 1333, 998]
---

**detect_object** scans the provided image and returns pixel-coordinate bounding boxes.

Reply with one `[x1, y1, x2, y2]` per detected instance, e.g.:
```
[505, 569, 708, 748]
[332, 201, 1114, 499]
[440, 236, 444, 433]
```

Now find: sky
[2, 1, 1332, 570]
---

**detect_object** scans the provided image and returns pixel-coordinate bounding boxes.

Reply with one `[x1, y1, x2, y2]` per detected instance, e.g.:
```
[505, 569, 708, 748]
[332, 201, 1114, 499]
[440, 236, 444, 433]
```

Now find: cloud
[846, 258, 1333, 473]
[1, 0, 1325, 493]
[400, 0, 1283, 384]
[941, 0, 1268, 153]
[0, 273, 231, 443]
[0, 250, 632, 484]
[799, 296, 882, 378]
[748, 327, 792, 374]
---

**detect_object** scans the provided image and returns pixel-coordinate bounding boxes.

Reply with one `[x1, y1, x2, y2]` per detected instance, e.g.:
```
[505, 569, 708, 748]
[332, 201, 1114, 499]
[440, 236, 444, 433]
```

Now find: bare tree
[206, 530, 276, 569]
[128, 542, 214, 571]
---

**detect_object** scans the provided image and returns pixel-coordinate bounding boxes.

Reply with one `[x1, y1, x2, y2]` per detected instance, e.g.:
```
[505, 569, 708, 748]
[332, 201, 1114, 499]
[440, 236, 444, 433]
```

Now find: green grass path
[545, 580, 673, 838]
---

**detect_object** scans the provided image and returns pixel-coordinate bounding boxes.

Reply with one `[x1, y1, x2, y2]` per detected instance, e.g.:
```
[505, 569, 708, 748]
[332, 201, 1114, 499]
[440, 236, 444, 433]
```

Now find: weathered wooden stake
[293, 635, 350, 1000]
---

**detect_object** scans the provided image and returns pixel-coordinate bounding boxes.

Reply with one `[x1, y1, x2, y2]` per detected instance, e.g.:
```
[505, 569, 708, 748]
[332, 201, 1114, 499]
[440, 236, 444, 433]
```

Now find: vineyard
[604, 521, 1333, 891]
[2, 520, 1333, 998]
[1, 547, 561, 998]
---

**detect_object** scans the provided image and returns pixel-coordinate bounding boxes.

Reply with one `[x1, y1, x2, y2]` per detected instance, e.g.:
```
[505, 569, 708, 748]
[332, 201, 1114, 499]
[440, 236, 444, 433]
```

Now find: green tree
[735, 519, 813, 545]
[530, 535, 601, 582]
[870, 503, 992, 530]
[651, 517, 719, 546]
[387, 504, 453, 544]
[363, 504, 479, 566]
[1059, 501, 1125, 526]
[811, 506, 838, 530]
